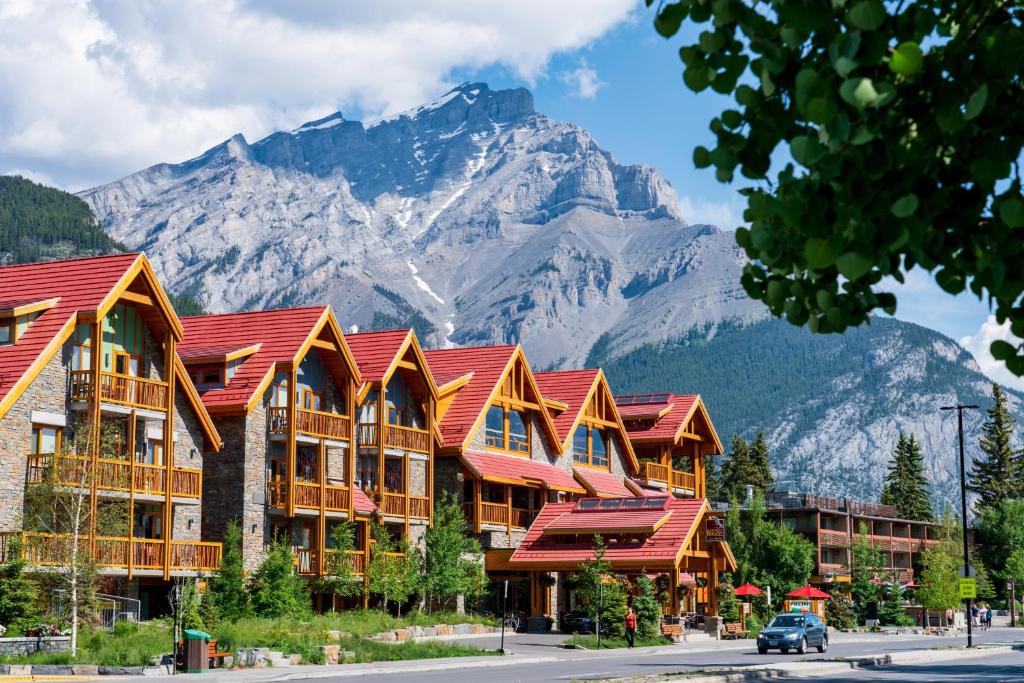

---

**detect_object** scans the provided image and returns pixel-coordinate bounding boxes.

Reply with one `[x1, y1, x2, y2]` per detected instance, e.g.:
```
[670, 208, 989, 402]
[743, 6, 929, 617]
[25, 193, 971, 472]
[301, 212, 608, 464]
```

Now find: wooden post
[318, 439, 326, 577]
[162, 333, 176, 581]
[427, 395, 435, 529]
[670, 566, 680, 615]
[816, 511, 822, 575]
[362, 520, 371, 609]
[403, 449, 410, 539]
[347, 378, 356, 520]
[89, 318, 103, 549]
[473, 478, 482, 534]
[127, 410, 136, 580]
[709, 548, 719, 615]
[377, 385, 385, 506]
[286, 365, 297, 518]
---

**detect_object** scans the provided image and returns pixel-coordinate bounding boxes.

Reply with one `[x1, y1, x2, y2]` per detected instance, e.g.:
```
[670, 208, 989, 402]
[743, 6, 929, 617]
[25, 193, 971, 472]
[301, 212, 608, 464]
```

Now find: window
[508, 411, 529, 453]
[572, 426, 609, 468]
[0, 321, 12, 346]
[386, 375, 425, 428]
[138, 439, 163, 466]
[485, 404, 531, 454]
[485, 405, 504, 448]
[31, 425, 60, 454]
[302, 389, 323, 411]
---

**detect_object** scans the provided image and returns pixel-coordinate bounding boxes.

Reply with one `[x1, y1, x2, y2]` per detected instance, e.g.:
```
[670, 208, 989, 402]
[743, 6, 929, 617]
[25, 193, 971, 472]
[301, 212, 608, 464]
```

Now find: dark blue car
[756, 613, 828, 654]
[559, 610, 595, 634]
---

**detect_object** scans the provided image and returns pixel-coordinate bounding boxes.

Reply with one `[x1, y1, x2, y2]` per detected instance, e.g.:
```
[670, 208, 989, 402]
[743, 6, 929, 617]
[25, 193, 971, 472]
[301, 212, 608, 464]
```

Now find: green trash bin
[183, 629, 212, 673]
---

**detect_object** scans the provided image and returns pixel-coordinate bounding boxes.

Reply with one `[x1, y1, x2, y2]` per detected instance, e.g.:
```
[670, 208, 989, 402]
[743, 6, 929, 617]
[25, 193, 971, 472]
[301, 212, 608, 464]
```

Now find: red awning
[787, 584, 831, 599]
[735, 583, 764, 596]
[353, 488, 377, 515]
[461, 451, 586, 493]
[678, 572, 696, 585]
[573, 468, 634, 498]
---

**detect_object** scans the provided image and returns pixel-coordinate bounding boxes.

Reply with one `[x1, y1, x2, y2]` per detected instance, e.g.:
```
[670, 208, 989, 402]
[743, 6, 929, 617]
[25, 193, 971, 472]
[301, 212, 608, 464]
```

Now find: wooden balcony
[641, 461, 670, 484]
[70, 370, 169, 411]
[640, 462, 695, 492]
[470, 501, 534, 529]
[0, 532, 221, 573]
[818, 529, 850, 547]
[268, 407, 352, 441]
[409, 496, 430, 520]
[358, 423, 430, 453]
[671, 469, 696, 491]
[381, 492, 406, 517]
[26, 454, 202, 499]
[301, 549, 367, 577]
[277, 481, 351, 512]
[819, 562, 851, 577]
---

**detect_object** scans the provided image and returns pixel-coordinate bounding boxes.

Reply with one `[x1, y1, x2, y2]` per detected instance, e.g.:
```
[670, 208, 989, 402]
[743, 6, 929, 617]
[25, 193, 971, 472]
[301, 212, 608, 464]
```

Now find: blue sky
[0, 0, 1006, 380]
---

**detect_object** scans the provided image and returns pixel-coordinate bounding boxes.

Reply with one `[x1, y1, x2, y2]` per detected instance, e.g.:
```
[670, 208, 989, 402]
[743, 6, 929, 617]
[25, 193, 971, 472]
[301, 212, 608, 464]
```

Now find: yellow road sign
[959, 577, 977, 599]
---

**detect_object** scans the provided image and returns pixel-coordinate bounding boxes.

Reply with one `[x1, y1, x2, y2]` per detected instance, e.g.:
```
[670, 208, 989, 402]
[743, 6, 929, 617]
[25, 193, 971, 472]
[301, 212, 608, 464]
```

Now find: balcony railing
[268, 407, 352, 441]
[269, 481, 352, 512]
[70, 370, 169, 411]
[383, 424, 430, 453]
[320, 549, 367, 576]
[381, 492, 406, 517]
[0, 533, 220, 572]
[818, 529, 850, 547]
[818, 562, 851, 577]
[471, 502, 534, 529]
[409, 496, 430, 520]
[671, 469, 696, 491]
[26, 455, 201, 499]
[641, 461, 670, 484]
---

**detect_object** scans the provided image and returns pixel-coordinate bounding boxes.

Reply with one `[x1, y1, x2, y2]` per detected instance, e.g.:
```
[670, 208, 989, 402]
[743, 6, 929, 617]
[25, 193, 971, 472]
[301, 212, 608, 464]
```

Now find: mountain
[80, 83, 763, 367]
[591, 317, 1023, 510]
[0, 175, 124, 264]
[78, 82, 1015, 509]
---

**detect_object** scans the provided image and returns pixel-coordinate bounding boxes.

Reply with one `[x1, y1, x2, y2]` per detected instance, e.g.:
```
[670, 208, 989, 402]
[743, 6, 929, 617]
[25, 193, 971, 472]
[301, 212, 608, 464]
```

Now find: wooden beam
[394, 359, 418, 371]
[118, 290, 154, 307]
[162, 333, 176, 581]
[310, 339, 338, 352]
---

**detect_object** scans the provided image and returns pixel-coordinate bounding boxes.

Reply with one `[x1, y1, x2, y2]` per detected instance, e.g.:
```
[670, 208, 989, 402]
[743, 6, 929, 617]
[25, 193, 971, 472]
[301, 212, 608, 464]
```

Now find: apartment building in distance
[763, 492, 941, 585]
[0, 253, 223, 618]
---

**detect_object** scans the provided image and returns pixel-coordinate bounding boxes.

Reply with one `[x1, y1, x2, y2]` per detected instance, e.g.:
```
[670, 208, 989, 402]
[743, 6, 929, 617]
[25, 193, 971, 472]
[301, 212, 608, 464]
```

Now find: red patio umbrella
[734, 583, 764, 597]
[787, 584, 832, 599]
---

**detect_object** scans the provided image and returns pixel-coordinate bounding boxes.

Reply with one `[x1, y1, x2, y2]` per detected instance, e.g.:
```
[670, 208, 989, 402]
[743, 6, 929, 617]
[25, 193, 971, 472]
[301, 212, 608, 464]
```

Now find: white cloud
[677, 194, 746, 229]
[0, 0, 635, 190]
[561, 60, 604, 99]
[960, 315, 1024, 390]
[3, 168, 62, 189]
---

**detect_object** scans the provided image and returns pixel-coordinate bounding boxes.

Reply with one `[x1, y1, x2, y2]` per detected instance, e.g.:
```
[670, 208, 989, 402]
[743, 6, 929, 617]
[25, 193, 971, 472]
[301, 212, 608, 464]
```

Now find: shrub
[632, 574, 661, 640]
[249, 541, 310, 619]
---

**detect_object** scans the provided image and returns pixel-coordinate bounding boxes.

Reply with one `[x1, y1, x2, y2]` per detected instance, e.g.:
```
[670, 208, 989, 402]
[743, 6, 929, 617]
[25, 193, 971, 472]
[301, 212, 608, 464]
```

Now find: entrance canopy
[510, 496, 734, 572]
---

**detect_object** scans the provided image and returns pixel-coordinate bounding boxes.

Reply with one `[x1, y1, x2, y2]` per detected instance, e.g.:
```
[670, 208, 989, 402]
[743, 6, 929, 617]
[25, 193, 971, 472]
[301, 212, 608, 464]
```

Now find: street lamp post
[1009, 579, 1017, 628]
[940, 402, 979, 648]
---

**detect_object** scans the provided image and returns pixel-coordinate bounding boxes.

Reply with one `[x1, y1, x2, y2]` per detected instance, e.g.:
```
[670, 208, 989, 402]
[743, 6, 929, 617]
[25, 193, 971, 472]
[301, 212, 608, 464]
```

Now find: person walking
[986, 605, 993, 630]
[624, 607, 637, 648]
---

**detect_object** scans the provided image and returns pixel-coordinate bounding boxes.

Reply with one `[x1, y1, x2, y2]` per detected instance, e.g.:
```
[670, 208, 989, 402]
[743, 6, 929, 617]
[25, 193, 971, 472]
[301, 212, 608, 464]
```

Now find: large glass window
[590, 427, 608, 467]
[508, 411, 529, 453]
[386, 375, 425, 428]
[485, 405, 505, 448]
[31, 425, 60, 454]
[572, 427, 589, 463]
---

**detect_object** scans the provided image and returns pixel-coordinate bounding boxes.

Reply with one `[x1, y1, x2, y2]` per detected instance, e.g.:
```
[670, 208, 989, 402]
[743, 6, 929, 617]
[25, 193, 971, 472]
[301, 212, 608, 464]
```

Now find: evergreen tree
[720, 435, 752, 501]
[825, 594, 856, 630]
[714, 574, 739, 623]
[249, 540, 309, 619]
[572, 535, 628, 640]
[880, 433, 934, 521]
[632, 574, 662, 639]
[748, 432, 774, 494]
[704, 455, 719, 500]
[975, 498, 1024, 601]
[204, 519, 249, 623]
[367, 520, 421, 617]
[877, 584, 912, 626]
[850, 523, 887, 624]
[968, 384, 1020, 513]
[0, 537, 39, 631]
[313, 522, 363, 601]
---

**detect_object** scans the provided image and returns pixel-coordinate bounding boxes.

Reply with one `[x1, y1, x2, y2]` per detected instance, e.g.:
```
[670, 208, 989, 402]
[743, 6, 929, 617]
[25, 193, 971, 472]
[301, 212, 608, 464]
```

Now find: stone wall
[0, 349, 69, 532]
[408, 459, 427, 497]
[0, 637, 71, 657]
[434, 458, 464, 505]
[608, 434, 628, 479]
[325, 444, 347, 483]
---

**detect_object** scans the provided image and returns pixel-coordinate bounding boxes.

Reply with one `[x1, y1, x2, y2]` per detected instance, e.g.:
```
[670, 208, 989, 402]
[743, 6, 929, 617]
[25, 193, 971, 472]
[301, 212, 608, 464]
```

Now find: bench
[177, 639, 231, 669]
[660, 622, 685, 641]
[723, 622, 748, 639]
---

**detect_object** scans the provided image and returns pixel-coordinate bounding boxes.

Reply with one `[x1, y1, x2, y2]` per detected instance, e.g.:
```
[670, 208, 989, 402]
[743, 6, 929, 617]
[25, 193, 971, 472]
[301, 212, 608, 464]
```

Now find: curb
[621, 643, 1024, 683]
[266, 655, 562, 681]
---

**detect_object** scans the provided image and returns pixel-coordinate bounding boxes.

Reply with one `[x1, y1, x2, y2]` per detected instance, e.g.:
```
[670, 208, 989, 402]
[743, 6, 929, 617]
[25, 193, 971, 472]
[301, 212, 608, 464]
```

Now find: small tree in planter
[633, 574, 662, 640]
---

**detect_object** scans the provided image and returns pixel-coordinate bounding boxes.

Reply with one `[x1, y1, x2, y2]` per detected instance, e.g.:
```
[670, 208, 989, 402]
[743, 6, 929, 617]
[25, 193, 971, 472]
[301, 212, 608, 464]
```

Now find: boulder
[395, 629, 410, 641]
[321, 645, 341, 665]
[436, 624, 453, 636]
[470, 624, 485, 634]
[327, 630, 351, 641]
[423, 626, 437, 637]
[339, 650, 357, 663]
[453, 623, 472, 635]
[143, 667, 166, 676]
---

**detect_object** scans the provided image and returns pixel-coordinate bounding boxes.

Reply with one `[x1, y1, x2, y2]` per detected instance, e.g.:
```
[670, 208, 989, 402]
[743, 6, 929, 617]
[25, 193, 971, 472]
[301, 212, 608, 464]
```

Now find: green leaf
[836, 252, 873, 280]
[998, 198, 1024, 228]
[766, 279, 787, 305]
[735, 85, 759, 107]
[839, 78, 879, 109]
[699, 30, 725, 53]
[890, 42, 923, 76]
[804, 238, 840, 268]
[964, 85, 988, 121]
[654, 3, 687, 37]
[891, 194, 919, 218]
[990, 340, 1018, 362]
[806, 97, 836, 124]
[935, 267, 965, 294]
[847, 1, 886, 31]
[834, 56, 858, 78]
[693, 146, 712, 169]
[790, 135, 826, 166]
[761, 70, 775, 97]
[684, 65, 711, 91]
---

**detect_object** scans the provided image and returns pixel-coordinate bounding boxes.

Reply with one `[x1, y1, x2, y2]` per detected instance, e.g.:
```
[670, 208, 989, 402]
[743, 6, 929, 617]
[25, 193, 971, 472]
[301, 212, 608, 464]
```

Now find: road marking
[557, 673, 610, 680]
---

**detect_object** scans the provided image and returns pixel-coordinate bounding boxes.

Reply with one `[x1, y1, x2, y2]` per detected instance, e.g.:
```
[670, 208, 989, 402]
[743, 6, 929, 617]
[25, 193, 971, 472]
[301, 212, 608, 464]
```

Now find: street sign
[959, 565, 977, 579]
[705, 517, 726, 542]
[959, 578, 977, 599]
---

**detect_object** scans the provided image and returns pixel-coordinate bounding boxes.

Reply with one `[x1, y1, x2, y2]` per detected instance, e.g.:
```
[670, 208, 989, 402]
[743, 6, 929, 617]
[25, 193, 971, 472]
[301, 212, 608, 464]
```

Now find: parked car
[756, 613, 828, 654]
[559, 610, 595, 634]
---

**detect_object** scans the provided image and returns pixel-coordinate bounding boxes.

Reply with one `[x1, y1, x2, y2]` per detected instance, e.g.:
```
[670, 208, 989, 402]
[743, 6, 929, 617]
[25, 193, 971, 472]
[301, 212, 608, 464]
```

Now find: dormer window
[0, 297, 56, 346]
[189, 365, 225, 391]
[0, 321, 12, 346]
[485, 404, 531, 454]
[573, 425, 609, 468]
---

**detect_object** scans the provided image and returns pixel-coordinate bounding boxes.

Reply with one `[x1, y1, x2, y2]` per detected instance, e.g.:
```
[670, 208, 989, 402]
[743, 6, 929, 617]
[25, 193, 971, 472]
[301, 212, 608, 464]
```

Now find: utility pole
[940, 402, 979, 648]
[1009, 579, 1017, 629]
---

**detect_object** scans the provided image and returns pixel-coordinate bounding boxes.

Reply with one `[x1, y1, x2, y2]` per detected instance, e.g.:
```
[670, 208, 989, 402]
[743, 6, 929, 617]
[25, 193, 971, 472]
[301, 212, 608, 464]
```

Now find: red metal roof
[345, 329, 412, 384]
[178, 344, 256, 360]
[510, 497, 709, 568]
[616, 402, 674, 419]
[424, 345, 517, 446]
[353, 487, 377, 515]
[534, 369, 599, 442]
[0, 253, 140, 410]
[543, 509, 671, 534]
[573, 468, 634, 498]
[461, 450, 585, 493]
[180, 307, 337, 411]
[615, 393, 698, 440]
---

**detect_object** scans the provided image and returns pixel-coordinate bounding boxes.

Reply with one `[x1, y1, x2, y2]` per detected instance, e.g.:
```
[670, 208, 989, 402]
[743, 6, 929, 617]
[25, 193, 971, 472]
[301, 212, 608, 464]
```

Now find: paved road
[779, 650, 1024, 681]
[290, 630, 1024, 683]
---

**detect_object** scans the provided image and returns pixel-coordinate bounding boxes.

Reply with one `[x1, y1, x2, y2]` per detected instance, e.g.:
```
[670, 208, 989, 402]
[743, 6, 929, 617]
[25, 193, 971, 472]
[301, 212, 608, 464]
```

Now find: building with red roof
[509, 495, 736, 616]
[345, 328, 439, 601]
[180, 306, 363, 593]
[0, 253, 223, 616]
[615, 393, 723, 498]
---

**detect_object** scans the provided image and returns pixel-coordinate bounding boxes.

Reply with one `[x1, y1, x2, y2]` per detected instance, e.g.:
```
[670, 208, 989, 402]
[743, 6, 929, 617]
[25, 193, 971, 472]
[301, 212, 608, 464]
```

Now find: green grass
[0, 621, 172, 667]
[566, 633, 669, 650]
[0, 611, 499, 667]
